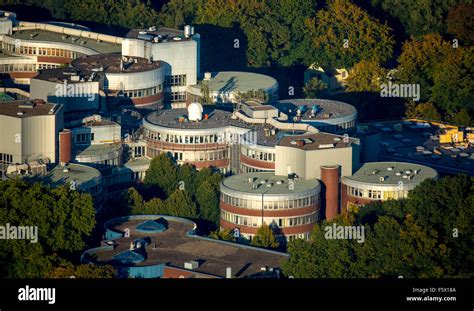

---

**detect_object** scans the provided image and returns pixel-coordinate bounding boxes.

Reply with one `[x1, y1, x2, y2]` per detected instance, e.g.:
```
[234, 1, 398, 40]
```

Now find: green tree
[282, 175, 474, 278]
[209, 228, 234, 241]
[165, 189, 197, 218]
[196, 180, 220, 226]
[447, 3, 474, 45]
[178, 164, 197, 198]
[0, 179, 96, 277]
[303, 0, 394, 68]
[144, 153, 179, 197]
[405, 102, 442, 121]
[49, 262, 115, 278]
[251, 224, 279, 249]
[371, 0, 463, 36]
[302, 78, 328, 98]
[346, 60, 387, 92]
[123, 187, 144, 215]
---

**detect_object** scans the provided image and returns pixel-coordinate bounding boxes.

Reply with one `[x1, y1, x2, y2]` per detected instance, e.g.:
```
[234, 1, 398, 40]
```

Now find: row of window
[347, 185, 409, 200]
[146, 130, 222, 144]
[241, 146, 275, 162]
[221, 193, 319, 210]
[75, 133, 95, 144]
[2, 42, 83, 59]
[239, 164, 273, 173]
[221, 210, 317, 228]
[0, 153, 13, 164]
[122, 84, 163, 98]
[0, 63, 60, 73]
[317, 120, 356, 133]
[165, 75, 187, 87]
[287, 233, 311, 241]
[166, 91, 186, 103]
[146, 147, 228, 163]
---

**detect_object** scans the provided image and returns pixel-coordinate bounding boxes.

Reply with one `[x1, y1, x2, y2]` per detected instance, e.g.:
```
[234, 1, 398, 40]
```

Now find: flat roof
[75, 144, 121, 158]
[10, 29, 122, 54]
[0, 99, 59, 118]
[221, 172, 320, 195]
[126, 27, 189, 42]
[34, 66, 99, 83]
[274, 99, 357, 121]
[190, 71, 278, 93]
[363, 120, 474, 175]
[124, 157, 151, 168]
[277, 132, 357, 150]
[144, 108, 310, 147]
[88, 217, 286, 278]
[344, 162, 438, 186]
[72, 53, 162, 74]
[33, 163, 101, 190]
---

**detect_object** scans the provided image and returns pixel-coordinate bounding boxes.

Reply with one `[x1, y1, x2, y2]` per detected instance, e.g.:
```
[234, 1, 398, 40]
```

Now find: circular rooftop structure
[342, 162, 438, 191]
[194, 71, 278, 93]
[72, 53, 162, 74]
[221, 172, 321, 199]
[27, 163, 102, 194]
[274, 99, 357, 133]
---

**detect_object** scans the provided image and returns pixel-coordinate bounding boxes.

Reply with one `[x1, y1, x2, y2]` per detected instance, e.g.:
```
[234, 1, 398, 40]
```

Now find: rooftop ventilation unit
[16, 111, 24, 116]
[148, 26, 156, 32]
[260, 180, 267, 184]
[184, 261, 199, 270]
[387, 166, 394, 171]
[276, 180, 283, 185]
[18, 101, 34, 109]
[372, 170, 379, 175]
[266, 183, 273, 188]
[204, 72, 212, 81]
[318, 144, 334, 149]
[252, 183, 259, 189]
[379, 176, 385, 182]
[248, 177, 255, 183]
[184, 25, 192, 38]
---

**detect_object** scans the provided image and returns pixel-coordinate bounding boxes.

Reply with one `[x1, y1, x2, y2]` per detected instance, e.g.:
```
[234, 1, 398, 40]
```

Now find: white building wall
[105, 66, 164, 91]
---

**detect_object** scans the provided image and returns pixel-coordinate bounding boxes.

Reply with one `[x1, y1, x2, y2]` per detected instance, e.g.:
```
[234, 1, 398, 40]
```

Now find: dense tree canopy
[0, 179, 96, 277]
[345, 60, 388, 92]
[282, 175, 474, 278]
[303, 0, 394, 68]
[396, 34, 473, 124]
[370, 0, 464, 37]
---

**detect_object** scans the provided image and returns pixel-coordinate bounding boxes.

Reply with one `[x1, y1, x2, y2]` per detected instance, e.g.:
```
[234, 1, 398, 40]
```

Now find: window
[165, 75, 187, 87]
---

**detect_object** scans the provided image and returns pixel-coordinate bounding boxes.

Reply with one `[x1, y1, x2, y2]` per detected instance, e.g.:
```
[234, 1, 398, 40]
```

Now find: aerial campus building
[0, 9, 444, 245]
[81, 215, 287, 278]
[0, 10, 199, 108]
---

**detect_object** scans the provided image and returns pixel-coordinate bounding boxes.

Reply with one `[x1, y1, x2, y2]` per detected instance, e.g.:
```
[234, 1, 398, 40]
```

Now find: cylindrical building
[341, 162, 438, 213]
[220, 172, 321, 242]
[321, 165, 340, 221]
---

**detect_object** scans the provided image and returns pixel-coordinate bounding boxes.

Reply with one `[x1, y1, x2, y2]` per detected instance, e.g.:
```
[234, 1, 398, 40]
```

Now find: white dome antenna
[188, 102, 203, 121]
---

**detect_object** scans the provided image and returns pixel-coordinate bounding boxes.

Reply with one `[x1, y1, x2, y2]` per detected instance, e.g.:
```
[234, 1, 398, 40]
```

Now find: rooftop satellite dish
[188, 102, 203, 121]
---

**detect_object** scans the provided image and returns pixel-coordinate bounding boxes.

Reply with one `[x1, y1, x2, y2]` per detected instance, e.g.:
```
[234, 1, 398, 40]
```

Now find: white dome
[188, 102, 203, 121]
